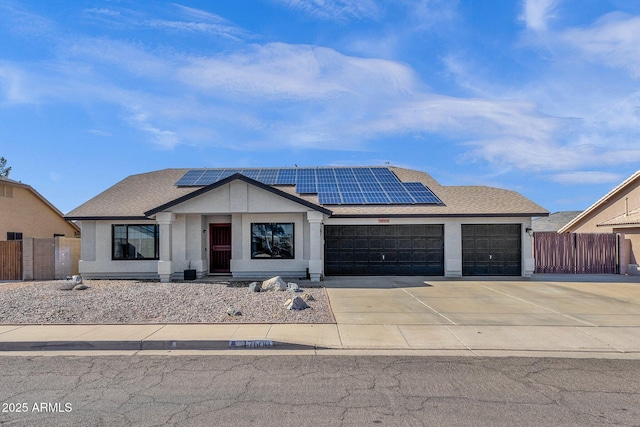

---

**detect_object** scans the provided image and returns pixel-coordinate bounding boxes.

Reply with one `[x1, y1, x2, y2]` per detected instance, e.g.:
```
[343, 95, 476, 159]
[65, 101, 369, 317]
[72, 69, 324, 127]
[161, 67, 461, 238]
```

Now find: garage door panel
[354, 239, 369, 250]
[462, 224, 521, 276]
[325, 225, 444, 276]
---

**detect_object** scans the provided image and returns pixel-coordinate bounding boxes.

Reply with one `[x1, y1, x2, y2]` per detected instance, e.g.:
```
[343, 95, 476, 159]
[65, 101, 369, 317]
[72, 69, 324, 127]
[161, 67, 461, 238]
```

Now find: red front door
[210, 224, 231, 273]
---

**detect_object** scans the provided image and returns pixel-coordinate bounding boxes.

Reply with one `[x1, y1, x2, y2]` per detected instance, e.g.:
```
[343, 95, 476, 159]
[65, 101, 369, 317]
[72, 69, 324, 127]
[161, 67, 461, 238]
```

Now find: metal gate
[533, 232, 618, 274]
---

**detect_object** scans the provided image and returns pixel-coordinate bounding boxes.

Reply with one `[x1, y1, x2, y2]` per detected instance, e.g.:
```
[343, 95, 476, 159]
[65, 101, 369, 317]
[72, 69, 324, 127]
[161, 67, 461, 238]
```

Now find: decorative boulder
[284, 296, 310, 310]
[261, 276, 287, 291]
[227, 307, 242, 316]
[248, 282, 262, 293]
[59, 282, 76, 291]
[286, 282, 301, 292]
[73, 284, 88, 291]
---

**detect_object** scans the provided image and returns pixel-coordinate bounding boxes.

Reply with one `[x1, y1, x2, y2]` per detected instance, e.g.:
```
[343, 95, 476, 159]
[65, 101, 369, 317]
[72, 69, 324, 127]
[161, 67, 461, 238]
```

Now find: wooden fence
[533, 232, 618, 274]
[0, 238, 80, 281]
[0, 241, 22, 280]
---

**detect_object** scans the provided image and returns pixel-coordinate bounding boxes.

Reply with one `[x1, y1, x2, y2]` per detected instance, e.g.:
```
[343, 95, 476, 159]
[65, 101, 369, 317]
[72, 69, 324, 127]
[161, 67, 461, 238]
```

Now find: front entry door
[210, 224, 231, 273]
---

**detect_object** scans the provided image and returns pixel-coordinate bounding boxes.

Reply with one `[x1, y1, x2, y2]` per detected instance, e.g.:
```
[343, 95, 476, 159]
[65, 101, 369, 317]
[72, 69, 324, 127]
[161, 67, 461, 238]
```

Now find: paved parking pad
[325, 277, 640, 328]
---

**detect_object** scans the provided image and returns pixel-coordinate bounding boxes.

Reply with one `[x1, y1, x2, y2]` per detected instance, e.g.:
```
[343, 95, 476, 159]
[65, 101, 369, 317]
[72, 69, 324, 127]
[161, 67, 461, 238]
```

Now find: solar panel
[364, 192, 389, 204]
[296, 169, 317, 193]
[257, 169, 278, 185]
[403, 182, 442, 204]
[386, 192, 414, 203]
[352, 167, 377, 183]
[340, 192, 367, 204]
[371, 167, 398, 183]
[318, 192, 342, 204]
[238, 169, 259, 180]
[218, 169, 237, 180]
[276, 168, 296, 185]
[175, 167, 442, 206]
[175, 170, 206, 186]
[194, 170, 222, 185]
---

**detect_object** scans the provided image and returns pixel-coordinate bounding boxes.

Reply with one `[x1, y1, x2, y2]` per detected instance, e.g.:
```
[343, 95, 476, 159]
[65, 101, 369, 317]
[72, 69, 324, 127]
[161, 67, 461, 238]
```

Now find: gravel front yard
[0, 280, 334, 324]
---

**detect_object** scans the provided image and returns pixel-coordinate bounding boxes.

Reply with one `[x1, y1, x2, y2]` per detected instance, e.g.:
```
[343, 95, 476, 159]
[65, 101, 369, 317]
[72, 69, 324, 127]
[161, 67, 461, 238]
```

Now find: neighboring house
[0, 176, 80, 240]
[65, 166, 548, 282]
[532, 211, 582, 232]
[559, 170, 640, 275]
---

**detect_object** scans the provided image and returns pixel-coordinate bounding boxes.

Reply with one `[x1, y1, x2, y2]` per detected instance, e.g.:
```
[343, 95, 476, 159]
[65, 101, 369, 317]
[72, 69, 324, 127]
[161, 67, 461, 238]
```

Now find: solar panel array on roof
[175, 167, 443, 206]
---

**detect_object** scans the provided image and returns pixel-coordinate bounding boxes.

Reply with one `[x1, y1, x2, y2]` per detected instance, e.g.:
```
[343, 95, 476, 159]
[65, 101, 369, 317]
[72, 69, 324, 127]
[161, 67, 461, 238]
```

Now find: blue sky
[1, 0, 640, 214]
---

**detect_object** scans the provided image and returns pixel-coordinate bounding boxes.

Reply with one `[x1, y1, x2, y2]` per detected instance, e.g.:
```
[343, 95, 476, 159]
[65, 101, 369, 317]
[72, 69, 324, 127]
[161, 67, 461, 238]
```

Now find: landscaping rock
[286, 282, 301, 292]
[248, 282, 261, 292]
[73, 284, 88, 291]
[261, 276, 287, 291]
[300, 293, 315, 302]
[71, 275, 83, 285]
[227, 307, 242, 316]
[284, 296, 309, 310]
[59, 282, 76, 291]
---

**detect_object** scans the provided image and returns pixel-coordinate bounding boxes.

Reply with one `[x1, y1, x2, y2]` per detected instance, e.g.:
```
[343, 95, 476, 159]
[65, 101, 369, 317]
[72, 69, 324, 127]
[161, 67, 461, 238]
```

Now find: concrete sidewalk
[1, 276, 639, 357]
[0, 323, 638, 357]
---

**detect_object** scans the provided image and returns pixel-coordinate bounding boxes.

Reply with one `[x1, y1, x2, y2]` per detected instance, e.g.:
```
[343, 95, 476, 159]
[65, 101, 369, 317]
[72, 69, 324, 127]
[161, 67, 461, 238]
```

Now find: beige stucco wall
[566, 177, 640, 272]
[0, 183, 78, 240]
[568, 179, 640, 233]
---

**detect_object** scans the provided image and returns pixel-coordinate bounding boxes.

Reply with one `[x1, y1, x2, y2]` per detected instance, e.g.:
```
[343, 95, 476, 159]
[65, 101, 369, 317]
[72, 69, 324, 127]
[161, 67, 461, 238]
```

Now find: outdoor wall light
[525, 227, 534, 237]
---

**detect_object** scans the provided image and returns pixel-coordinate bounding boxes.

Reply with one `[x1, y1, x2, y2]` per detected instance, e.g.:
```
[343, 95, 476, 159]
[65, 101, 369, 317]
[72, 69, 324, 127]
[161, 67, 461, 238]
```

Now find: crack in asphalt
[1, 356, 639, 426]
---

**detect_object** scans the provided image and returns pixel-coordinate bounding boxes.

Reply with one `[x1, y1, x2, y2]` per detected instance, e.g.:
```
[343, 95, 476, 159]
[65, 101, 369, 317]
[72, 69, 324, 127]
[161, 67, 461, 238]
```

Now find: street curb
[0, 340, 320, 352]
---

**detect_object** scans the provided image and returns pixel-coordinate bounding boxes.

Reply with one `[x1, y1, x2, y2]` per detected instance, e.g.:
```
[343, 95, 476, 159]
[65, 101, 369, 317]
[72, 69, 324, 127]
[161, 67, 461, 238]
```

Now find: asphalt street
[1, 355, 639, 426]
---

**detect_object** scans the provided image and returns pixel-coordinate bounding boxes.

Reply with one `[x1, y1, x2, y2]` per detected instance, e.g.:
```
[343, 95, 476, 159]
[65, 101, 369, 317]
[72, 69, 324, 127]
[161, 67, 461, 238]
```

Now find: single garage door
[324, 225, 444, 275]
[462, 224, 522, 276]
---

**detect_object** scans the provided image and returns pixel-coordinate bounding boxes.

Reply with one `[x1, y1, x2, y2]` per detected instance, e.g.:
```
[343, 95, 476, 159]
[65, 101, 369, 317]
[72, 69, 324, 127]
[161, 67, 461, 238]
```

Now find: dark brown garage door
[324, 225, 444, 275]
[462, 224, 522, 276]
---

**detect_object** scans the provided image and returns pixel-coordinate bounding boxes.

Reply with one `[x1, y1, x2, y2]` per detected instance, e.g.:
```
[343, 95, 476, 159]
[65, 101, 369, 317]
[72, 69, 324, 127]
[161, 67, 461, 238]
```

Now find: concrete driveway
[324, 275, 640, 327]
[323, 275, 640, 352]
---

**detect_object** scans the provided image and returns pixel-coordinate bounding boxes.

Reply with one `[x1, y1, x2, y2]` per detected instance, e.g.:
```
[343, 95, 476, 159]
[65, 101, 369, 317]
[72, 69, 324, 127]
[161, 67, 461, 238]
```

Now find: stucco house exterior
[0, 176, 80, 240]
[559, 170, 640, 275]
[65, 166, 548, 282]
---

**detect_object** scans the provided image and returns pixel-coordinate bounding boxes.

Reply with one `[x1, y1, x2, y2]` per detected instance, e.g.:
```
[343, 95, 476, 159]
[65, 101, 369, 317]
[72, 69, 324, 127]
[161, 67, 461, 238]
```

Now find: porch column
[307, 211, 324, 282]
[157, 212, 175, 282]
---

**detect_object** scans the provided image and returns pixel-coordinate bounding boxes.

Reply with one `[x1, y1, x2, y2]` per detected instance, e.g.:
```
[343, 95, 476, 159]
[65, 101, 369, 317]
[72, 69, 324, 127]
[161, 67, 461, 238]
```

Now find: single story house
[65, 166, 548, 282]
[1, 175, 80, 240]
[559, 170, 640, 275]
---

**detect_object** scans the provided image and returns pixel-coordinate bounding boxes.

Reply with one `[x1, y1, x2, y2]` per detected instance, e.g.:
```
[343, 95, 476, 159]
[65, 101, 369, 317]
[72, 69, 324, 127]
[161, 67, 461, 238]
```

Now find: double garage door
[325, 223, 522, 276]
[324, 225, 445, 275]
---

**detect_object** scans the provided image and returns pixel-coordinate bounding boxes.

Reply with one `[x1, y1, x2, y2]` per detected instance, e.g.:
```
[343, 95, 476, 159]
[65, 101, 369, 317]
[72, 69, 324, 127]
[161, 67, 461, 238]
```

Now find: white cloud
[550, 171, 623, 185]
[128, 109, 180, 150]
[561, 12, 640, 78]
[520, 0, 559, 31]
[176, 43, 419, 100]
[273, 0, 379, 21]
[0, 65, 32, 104]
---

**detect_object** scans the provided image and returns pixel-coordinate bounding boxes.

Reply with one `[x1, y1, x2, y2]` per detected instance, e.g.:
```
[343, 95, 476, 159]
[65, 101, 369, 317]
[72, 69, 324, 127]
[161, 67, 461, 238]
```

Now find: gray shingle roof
[66, 166, 548, 219]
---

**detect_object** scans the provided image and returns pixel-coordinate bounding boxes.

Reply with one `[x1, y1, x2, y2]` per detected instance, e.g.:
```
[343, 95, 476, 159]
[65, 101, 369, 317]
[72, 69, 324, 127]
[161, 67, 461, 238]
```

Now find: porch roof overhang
[144, 173, 333, 217]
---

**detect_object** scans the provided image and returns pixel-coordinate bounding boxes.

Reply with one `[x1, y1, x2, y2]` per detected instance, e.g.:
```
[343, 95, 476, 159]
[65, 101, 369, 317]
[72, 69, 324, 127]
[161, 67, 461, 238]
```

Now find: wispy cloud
[520, 0, 559, 31]
[561, 12, 640, 78]
[83, 3, 251, 40]
[272, 0, 379, 21]
[550, 171, 623, 185]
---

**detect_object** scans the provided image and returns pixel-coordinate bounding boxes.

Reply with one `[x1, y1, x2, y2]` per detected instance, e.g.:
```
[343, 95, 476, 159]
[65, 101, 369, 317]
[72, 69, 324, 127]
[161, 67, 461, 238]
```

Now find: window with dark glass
[251, 223, 294, 259]
[7, 232, 22, 241]
[112, 225, 159, 260]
